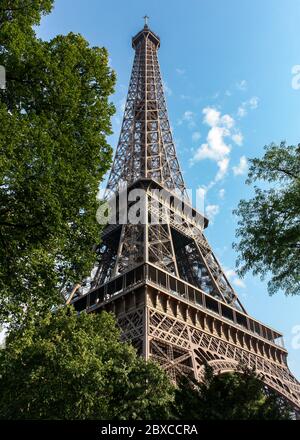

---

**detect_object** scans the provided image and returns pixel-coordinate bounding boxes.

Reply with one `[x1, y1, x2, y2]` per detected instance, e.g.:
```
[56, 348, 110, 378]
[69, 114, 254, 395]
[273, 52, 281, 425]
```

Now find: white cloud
[225, 269, 236, 279]
[202, 107, 221, 127]
[215, 157, 230, 181]
[225, 268, 246, 289]
[237, 106, 247, 118]
[183, 111, 194, 122]
[237, 96, 259, 118]
[221, 114, 234, 129]
[236, 80, 248, 91]
[191, 106, 246, 189]
[178, 110, 195, 128]
[205, 204, 220, 222]
[180, 94, 190, 100]
[232, 156, 248, 176]
[219, 188, 225, 199]
[192, 131, 201, 142]
[232, 131, 243, 146]
[163, 81, 172, 96]
[233, 278, 246, 288]
[176, 68, 185, 75]
[191, 107, 236, 182]
[248, 96, 259, 109]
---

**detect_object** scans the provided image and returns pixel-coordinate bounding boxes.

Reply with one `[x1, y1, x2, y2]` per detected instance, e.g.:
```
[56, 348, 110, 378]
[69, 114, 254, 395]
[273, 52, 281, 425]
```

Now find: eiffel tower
[72, 20, 300, 409]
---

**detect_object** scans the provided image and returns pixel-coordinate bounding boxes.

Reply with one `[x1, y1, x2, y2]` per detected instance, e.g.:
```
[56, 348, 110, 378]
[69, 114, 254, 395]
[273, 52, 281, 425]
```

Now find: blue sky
[37, 0, 300, 379]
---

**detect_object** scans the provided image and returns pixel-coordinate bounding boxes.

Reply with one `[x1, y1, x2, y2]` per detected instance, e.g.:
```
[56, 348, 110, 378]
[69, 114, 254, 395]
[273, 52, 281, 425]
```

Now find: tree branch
[272, 167, 299, 180]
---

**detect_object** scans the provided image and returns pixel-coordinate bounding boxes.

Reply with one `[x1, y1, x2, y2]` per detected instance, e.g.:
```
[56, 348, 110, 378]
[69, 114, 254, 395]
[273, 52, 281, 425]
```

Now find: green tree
[0, 307, 174, 420]
[233, 142, 300, 296]
[0, 0, 116, 326]
[173, 365, 293, 420]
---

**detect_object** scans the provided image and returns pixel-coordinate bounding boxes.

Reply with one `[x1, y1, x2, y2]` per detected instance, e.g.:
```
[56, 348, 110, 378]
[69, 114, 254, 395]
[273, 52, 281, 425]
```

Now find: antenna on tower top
[143, 15, 149, 27]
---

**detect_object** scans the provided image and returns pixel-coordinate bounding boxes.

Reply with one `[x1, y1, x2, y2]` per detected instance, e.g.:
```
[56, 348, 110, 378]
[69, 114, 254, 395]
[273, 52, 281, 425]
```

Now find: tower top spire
[143, 15, 149, 27]
[132, 19, 160, 49]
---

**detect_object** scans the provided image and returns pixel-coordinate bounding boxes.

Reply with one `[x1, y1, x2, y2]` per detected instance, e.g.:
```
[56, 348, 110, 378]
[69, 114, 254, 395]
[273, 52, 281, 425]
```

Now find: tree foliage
[0, 0, 116, 325]
[0, 306, 291, 420]
[0, 307, 174, 420]
[233, 142, 300, 296]
[173, 365, 293, 420]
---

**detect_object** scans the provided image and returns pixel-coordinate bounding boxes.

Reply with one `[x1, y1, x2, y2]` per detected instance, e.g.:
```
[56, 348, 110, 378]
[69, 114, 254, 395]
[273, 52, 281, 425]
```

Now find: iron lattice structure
[72, 23, 300, 409]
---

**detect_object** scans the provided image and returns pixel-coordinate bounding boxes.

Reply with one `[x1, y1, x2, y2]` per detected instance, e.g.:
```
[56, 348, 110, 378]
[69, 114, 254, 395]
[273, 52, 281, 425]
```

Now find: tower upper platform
[132, 24, 160, 49]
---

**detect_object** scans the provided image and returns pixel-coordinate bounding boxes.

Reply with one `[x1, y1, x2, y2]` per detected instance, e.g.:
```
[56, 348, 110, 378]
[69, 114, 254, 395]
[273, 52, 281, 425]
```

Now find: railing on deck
[72, 262, 285, 349]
